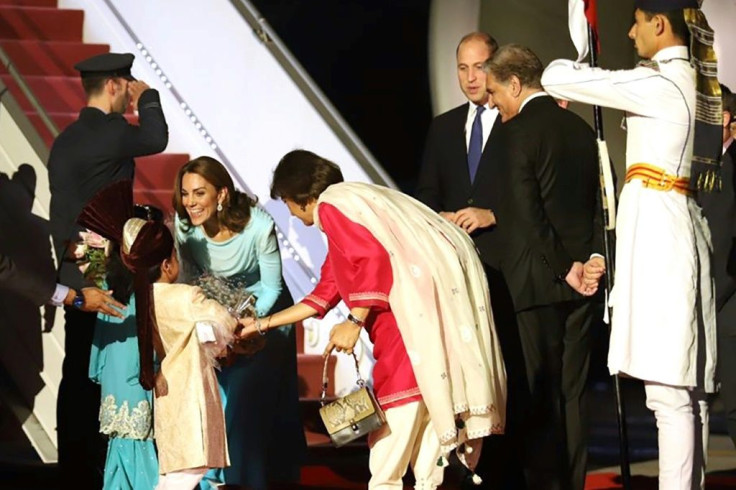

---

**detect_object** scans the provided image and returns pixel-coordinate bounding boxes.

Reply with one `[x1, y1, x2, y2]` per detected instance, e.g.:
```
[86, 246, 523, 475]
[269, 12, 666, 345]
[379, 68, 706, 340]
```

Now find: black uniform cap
[634, 0, 699, 11]
[73, 53, 136, 80]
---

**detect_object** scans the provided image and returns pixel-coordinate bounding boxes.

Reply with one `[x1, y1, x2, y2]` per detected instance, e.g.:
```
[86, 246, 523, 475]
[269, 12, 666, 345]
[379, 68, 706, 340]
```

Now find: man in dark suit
[416, 32, 502, 263]
[48, 52, 168, 488]
[699, 85, 736, 448]
[0, 251, 123, 314]
[485, 44, 600, 490]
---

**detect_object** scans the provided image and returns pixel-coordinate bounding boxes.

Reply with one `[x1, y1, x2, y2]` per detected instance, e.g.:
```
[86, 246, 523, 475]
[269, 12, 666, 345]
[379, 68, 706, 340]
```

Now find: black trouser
[514, 300, 593, 490]
[56, 308, 106, 489]
[717, 298, 736, 448]
[467, 266, 526, 490]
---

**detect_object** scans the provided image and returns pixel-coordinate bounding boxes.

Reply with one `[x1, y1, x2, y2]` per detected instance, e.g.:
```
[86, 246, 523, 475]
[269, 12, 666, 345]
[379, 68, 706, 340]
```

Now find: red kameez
[301, 203, 421, 410]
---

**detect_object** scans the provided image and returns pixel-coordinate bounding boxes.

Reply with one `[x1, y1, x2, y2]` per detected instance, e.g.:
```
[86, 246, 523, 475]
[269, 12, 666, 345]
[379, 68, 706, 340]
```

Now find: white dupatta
[316, 182, 506, 466]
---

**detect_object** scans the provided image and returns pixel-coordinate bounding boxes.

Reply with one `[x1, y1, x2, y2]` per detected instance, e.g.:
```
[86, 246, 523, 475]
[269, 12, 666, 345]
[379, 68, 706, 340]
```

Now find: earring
[217, 202, 223, 212]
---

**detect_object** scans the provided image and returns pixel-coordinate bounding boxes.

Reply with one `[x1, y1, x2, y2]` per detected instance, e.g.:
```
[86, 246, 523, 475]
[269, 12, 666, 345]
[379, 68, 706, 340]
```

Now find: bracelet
[254, 318, 267, 336]
[347, 313, 366, 328]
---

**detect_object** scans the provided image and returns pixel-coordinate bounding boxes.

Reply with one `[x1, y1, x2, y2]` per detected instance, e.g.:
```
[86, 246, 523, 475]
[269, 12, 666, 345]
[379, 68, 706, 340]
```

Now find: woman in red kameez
[241, 150, 506, 489]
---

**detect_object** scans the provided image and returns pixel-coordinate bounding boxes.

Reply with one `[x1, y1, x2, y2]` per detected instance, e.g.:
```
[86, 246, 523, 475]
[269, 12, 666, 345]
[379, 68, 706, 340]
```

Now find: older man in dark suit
[699, 85, 736, 448]
[485, 44, 601, 490]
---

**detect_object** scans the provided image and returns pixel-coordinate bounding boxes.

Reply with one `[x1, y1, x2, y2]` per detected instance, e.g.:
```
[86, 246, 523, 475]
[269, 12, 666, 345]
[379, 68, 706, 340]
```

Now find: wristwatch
[72, 291, 85, 310]
[347, 313, 366, 328]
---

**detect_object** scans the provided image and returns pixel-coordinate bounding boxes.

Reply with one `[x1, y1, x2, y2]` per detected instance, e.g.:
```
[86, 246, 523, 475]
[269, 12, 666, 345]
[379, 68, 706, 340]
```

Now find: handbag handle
[321, 351, 365, 406]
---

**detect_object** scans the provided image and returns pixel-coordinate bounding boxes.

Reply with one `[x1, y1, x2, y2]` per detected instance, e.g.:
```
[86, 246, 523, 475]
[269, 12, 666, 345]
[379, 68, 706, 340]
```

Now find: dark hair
[642, 9, 690, 46]
[135, 204, 164, 222]
[722, 84, 736, 126]
[270, 150, 344, 206]
[105, 243, 134, 304]
[456, 32, 499, 57]
[81, 76, 108, 97]
[483, 44, 543, 89]
[173, 156, 258, 233]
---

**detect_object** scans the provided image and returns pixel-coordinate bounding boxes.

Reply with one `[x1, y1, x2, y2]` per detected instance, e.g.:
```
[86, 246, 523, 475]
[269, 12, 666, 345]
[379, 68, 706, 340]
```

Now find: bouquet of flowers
[191, 273, 265, 358]
[73, 230, 111, 288]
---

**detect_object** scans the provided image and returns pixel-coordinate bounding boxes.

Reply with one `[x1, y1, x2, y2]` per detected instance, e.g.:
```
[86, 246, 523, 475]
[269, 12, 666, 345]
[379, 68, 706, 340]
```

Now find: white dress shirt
[50, 283, 70, 307]
[519, 91, 549, 113]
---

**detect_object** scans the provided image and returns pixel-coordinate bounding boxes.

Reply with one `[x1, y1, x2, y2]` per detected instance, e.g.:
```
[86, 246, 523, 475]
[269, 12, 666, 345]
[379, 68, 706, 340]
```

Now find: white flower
[73, 242, 87, 260]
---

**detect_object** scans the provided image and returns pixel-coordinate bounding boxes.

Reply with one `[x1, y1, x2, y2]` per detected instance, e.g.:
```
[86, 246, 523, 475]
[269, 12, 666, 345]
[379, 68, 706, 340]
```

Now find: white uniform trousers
[154, 467, 208, 490]
[368, 400, 444, 489]
[644, 382, 708, 490]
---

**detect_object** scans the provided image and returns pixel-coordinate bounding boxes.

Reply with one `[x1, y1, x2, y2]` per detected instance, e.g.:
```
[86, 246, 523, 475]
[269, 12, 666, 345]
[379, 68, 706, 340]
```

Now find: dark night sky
[250, 0, 433, 192]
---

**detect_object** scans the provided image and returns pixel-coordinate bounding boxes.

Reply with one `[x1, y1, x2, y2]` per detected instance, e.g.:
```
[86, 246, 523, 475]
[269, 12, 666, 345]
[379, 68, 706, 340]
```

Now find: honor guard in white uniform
[541, 1, 723, 488]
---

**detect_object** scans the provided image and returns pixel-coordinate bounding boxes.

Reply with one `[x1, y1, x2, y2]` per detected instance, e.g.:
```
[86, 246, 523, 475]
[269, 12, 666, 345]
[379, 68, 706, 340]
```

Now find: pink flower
[79, 230, 108, 249]
[78, 262, 90, 274]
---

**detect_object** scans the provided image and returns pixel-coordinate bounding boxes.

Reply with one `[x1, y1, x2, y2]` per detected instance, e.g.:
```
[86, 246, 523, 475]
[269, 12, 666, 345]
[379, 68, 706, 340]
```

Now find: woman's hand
[237, 316, 259, 340]
[324, 320, 361, 357]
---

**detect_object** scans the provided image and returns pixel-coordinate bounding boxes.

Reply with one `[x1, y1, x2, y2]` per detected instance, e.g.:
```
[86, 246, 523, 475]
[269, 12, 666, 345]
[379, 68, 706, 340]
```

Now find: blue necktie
[467, 105, 485, 183]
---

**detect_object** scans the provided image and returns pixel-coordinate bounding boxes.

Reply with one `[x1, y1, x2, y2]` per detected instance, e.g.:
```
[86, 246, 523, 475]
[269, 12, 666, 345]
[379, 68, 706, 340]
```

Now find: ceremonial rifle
[584, 12, 632, 489]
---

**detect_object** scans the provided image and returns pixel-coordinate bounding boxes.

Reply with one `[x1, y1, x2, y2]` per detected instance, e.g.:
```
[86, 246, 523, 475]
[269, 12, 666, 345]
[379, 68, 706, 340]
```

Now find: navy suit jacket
[415, 103, 505, 268]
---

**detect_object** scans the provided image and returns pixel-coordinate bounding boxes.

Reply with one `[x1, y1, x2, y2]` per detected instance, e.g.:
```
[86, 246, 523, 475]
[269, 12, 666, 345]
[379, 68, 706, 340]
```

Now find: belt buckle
[655, 172, 676, 191]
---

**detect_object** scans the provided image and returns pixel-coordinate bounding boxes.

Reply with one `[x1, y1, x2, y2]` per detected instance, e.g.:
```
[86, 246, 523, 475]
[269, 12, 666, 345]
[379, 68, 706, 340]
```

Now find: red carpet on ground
[585, 473, 736, 490]
[293, 468, 736, 489]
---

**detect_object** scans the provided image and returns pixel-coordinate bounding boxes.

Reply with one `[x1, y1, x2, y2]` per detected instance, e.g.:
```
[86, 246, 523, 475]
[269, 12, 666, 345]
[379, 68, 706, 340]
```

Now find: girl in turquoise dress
[173, 156, 305, 489]
[89, 244, 158, 489]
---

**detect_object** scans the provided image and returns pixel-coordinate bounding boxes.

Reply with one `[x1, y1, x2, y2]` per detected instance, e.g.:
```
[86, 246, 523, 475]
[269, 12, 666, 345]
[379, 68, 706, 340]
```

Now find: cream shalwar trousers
[154, 467, 208, 490]
[368, 400, 444, 489]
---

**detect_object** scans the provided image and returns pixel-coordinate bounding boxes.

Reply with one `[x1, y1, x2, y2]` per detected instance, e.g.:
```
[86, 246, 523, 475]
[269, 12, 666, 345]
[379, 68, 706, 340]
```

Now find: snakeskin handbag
[319, 352, 386, 447]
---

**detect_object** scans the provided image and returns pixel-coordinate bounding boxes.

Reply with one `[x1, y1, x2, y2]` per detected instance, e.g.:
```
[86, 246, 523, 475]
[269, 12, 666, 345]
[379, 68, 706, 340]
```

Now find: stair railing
[0, 44, 59, 140]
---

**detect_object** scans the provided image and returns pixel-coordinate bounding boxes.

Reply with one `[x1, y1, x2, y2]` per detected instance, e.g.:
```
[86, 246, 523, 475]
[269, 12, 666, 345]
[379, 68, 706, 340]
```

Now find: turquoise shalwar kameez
[90, 296, 159, 489]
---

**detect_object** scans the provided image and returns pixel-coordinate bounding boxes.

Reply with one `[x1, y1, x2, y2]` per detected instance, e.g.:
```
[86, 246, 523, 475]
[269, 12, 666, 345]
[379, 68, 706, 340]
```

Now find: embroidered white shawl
[316, 182, 507, 466]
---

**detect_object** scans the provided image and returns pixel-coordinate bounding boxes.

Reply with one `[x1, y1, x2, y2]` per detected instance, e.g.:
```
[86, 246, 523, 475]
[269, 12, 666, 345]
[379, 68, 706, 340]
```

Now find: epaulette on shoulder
[636, 59, 660, 72]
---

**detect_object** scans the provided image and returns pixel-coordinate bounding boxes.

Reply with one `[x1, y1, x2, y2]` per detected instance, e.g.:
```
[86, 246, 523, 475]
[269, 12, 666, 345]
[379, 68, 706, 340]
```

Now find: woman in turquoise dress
[173, 156, 305, 489]
[89, 242, 158, 489]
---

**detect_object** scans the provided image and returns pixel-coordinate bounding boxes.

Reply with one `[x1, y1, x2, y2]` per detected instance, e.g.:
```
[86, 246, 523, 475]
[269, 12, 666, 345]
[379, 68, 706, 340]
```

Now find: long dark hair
[173, 156, 258, 233]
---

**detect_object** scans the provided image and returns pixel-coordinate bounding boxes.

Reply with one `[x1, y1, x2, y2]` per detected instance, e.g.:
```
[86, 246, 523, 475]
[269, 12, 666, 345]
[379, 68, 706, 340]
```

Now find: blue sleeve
[251, 221, 283, 316]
